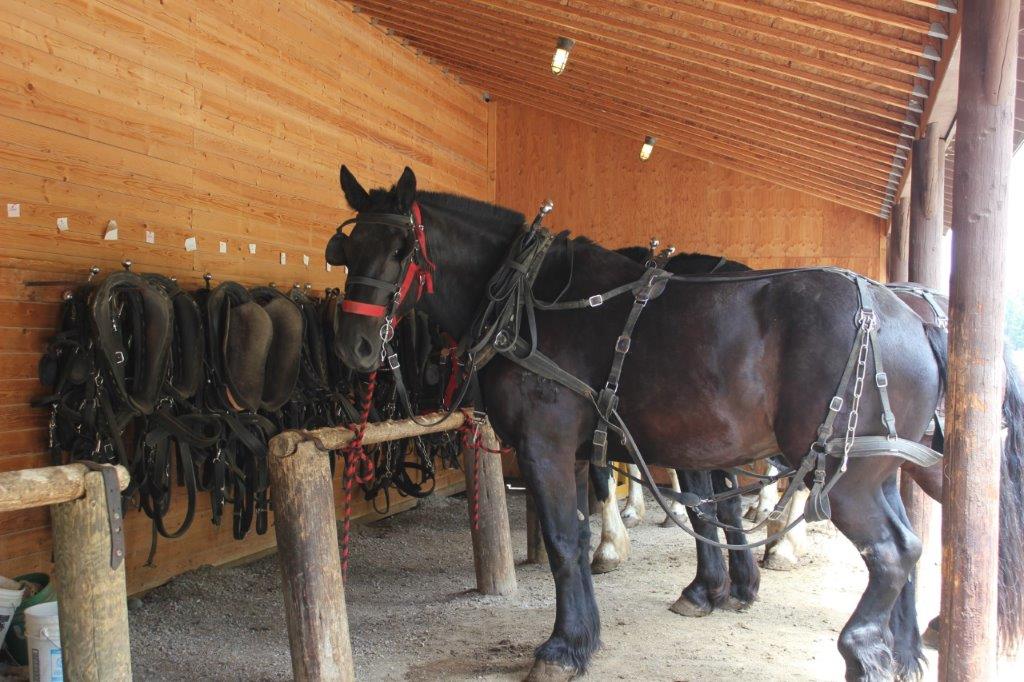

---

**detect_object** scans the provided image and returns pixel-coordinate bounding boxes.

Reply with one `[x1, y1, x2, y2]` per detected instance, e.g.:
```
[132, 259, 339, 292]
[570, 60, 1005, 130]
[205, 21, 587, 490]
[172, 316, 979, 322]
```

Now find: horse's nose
[354, 334, 376, 365]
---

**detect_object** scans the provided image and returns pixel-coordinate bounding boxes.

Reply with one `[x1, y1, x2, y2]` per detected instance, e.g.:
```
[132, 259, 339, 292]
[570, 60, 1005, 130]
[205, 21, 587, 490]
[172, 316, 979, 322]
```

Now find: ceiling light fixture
[640, 136, 656, 161]
[551, 37, 575, 75]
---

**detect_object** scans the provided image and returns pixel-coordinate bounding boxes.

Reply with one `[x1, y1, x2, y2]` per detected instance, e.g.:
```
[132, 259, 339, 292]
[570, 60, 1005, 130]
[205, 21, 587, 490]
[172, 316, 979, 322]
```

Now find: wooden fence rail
[267, 411, 517, 681]
[0, 463, 132, 681]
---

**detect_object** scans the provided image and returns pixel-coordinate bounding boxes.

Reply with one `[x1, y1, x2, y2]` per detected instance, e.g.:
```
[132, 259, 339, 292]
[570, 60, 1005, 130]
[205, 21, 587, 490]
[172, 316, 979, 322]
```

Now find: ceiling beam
[366, 7, 905, 161]
[697, 0, 934, 58]
[359, 0, 907, 147]
[476, 0, 913, 108]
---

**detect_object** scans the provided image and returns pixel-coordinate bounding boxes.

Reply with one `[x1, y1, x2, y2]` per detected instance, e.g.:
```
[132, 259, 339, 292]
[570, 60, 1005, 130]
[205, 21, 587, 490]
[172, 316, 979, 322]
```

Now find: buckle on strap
[386, 353, 401, 371]
[875, 372, 888, 388]
[615, 335, 631, 354]
[592, 429, 608, 447]
[588, 294, 604, 307]
[829, 396, 844, 412]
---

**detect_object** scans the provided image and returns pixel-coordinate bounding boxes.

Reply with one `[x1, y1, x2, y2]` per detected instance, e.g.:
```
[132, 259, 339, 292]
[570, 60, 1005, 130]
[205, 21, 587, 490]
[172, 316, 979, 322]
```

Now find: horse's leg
[520, 445, 600, 681]
[620, 463, 646, 527]
[713, 470, 760, 610]
[830, 468, 922, 682]
[659, 468, 688, 527]
[591, 469, 631, 574]
[882, 477, 925, 680]
[763, 487, 810, 571]
[745, 462, 780, 523]
[669, 470, 730, 617]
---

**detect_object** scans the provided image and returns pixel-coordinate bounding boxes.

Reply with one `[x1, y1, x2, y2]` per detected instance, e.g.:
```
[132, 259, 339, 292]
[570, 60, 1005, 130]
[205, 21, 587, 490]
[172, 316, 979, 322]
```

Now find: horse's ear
[395, 166, 417, 212]
[340, 165, 370, 212]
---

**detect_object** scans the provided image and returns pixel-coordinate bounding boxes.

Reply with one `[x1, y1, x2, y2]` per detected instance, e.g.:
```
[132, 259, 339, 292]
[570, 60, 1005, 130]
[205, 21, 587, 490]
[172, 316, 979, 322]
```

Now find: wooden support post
[525, 490, 548, 565]
[51, 471, 132, 681]
[887, 197, 909, 283]
[463, 420, 517, 595]
[906, 121, 946, 558]
[940, 1, 1020, 680]
[269, 441, 354, 681]
[910, 122, 945, 290]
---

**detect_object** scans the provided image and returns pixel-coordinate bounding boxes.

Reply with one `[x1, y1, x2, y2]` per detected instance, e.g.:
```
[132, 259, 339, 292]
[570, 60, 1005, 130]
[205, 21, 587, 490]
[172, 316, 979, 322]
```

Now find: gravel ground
[125, 488, 963, 682]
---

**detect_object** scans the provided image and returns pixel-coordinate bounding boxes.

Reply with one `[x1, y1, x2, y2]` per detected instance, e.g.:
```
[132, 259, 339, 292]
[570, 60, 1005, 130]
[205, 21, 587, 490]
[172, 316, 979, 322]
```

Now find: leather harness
[335, 204, 944, 551]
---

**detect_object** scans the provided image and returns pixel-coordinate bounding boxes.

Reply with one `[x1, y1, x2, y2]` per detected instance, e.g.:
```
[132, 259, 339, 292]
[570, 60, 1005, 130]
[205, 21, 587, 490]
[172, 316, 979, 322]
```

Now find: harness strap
[592, 268, 667, 467]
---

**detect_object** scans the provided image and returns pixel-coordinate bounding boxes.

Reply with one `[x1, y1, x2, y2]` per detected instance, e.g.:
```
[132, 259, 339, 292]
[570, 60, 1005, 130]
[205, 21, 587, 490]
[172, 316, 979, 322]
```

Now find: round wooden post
[51, 471, 132, 681]
[269, 441, 354, 681]
[525, 490, 548, 565]
[887, 197, 909, 283]
[463, 420, 517, 595]
[910, 122, 945, 290]
[906, 122, 946, 560]
[940, 1, 1020, 680]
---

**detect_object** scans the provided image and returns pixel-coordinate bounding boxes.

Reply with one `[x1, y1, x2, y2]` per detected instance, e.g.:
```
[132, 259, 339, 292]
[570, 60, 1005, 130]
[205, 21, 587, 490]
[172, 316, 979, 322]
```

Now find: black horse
[329, 167, 949, 681]
[613, 246, 763, 615]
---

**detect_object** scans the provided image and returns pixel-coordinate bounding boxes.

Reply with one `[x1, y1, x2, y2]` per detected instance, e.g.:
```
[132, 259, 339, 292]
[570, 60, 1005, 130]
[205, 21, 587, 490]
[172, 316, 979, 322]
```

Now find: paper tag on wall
[56, 217, 69, 232]
[6, 203, 19, 218]
[248, 243, 257, 255]
[145, 230, 155, 244]
[219, 241, 227, 254]
[279, 252, 287, 265]
[302, 254, 310, 266]
[184, 236, 197, 252]
[104, 220, 118, 240]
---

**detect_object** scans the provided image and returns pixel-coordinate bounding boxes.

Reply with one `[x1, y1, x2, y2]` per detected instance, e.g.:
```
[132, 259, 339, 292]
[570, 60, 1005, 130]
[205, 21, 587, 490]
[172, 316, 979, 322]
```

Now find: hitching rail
[0, 463, 132, 681]
[267, 411, 516, 682]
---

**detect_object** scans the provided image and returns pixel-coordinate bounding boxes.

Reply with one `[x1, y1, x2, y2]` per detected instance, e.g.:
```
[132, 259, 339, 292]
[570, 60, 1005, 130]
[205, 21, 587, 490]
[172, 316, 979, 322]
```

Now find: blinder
[332, 202, 435, 326]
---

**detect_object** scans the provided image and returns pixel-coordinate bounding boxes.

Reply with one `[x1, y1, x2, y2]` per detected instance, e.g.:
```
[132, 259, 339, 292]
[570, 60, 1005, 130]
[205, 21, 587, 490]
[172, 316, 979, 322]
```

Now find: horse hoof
[621, 507, 642, 528]
[524, 659, 576, 682]
[660, 513, 684, 528]
[669, 595, 712, 618]
[720, 596, 753, 612]
[762, 552, 799, 571]
[922, 621, 940, 650]
[590, 553, 622, 574]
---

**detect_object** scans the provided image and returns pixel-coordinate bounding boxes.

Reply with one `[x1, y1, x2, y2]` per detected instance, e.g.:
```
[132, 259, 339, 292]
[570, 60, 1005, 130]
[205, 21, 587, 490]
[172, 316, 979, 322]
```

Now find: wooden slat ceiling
[349, 0, 959, 216]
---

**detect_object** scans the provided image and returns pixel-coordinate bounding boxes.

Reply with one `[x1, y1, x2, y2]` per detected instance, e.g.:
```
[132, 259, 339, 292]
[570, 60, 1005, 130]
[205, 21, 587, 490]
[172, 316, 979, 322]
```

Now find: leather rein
[335, 204, 943, 552]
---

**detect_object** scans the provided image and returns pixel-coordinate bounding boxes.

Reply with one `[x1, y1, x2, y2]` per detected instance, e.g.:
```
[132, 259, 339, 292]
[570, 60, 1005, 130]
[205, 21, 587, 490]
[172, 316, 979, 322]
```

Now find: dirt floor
[125, 489, 1022, 681]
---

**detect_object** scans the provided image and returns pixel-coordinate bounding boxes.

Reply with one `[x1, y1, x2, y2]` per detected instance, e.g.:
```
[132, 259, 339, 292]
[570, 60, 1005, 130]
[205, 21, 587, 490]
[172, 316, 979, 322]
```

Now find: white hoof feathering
[660, 469, 686, 526]
[592, 472, 631, 574]
[763, 488, 809, 571]
[620, 464, 646, 528]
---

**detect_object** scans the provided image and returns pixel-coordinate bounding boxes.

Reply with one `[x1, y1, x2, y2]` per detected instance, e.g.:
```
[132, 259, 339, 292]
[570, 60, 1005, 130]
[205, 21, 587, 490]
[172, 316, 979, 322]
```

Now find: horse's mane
[417, 191, 525, 228]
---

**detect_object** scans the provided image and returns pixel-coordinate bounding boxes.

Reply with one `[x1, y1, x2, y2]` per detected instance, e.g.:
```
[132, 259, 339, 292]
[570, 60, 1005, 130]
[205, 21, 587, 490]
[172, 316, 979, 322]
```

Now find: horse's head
[327, 165, 432, 372]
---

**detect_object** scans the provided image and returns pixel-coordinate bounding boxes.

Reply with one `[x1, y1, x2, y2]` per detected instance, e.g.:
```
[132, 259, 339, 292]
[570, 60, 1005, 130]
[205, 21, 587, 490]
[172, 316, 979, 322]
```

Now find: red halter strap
[340, 201, 435, 318]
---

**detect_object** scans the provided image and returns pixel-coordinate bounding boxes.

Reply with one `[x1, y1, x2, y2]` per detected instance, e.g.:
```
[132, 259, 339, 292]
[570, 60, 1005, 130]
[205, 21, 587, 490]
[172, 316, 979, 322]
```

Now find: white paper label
[219, 241, 227, 254]
[104, 220, 118, 241]
[326, 263, 332, 272]
[145, 230, 155, 244]
[279, 252, 287, 265]
[184, 236, 197, 252]
[248, 243, 257, 255]
[302, 254, 310, 266]
[56, 217, 69, 232]
[6, 203, 20, 218]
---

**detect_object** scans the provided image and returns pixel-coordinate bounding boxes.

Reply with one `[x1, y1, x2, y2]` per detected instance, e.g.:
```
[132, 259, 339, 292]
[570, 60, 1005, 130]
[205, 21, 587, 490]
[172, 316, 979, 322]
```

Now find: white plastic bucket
[25, 601, 62, 682]
[0, 576, 24, 643]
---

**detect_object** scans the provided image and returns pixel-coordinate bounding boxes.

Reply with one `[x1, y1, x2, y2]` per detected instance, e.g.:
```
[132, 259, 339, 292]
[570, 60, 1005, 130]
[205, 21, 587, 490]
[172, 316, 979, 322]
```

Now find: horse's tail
[925, 323, 1024, 651]
[997, 348, 1024, 652]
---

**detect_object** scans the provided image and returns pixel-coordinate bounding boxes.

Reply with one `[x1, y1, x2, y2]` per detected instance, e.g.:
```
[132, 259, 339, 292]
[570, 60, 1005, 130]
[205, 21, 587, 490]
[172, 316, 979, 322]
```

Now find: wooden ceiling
[349, 0, 960, 216]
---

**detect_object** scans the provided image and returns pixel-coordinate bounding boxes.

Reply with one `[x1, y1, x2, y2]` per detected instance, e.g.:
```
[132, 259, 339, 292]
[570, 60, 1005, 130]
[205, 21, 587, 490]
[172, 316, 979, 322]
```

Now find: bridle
[337, 201, 435, 349]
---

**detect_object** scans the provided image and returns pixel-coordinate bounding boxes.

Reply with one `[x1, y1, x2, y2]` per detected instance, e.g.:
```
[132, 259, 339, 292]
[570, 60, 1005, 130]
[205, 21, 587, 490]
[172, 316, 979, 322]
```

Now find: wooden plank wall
[0, 0, 487, 594]
[493, 100, 886, 276]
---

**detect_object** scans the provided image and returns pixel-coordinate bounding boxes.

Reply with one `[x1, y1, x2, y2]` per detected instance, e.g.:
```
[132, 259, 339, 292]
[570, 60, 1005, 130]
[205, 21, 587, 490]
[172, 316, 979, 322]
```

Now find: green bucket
[3, 573, 56, 666]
